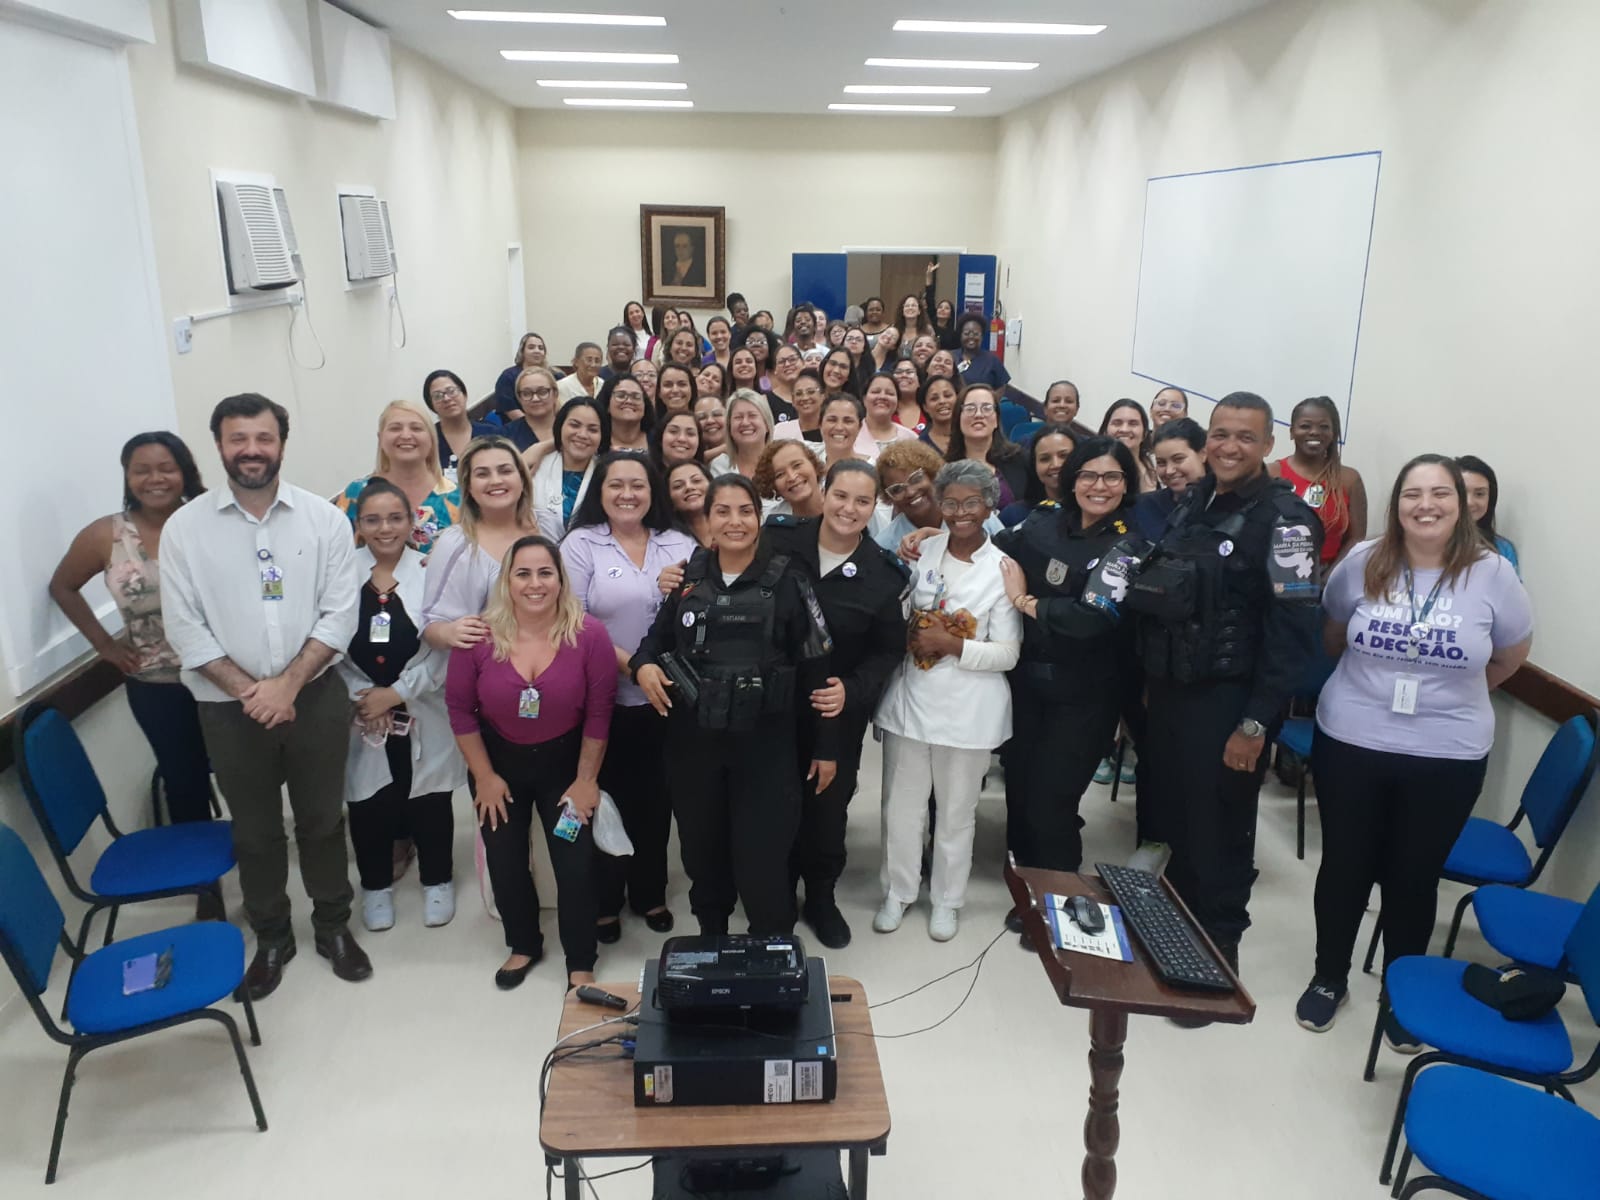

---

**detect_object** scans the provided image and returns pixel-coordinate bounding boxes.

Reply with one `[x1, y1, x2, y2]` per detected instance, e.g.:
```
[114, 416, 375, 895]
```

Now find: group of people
[50, 286, 1531, 1055]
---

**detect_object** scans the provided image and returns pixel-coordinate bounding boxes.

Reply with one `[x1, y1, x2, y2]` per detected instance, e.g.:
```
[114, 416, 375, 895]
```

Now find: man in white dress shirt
[161, 393, 368, 1000]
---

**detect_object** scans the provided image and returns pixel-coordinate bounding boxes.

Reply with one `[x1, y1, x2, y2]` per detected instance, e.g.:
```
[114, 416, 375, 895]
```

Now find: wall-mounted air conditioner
[339, 192, 395, 282]
[216, 179, 299, 292]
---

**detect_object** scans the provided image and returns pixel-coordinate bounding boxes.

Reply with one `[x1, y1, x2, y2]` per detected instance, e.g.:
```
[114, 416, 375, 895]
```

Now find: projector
[655, 934, 809, 1012]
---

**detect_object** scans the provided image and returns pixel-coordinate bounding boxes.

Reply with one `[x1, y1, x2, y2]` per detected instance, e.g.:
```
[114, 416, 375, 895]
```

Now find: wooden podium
[1005, 858, 1256, 1200]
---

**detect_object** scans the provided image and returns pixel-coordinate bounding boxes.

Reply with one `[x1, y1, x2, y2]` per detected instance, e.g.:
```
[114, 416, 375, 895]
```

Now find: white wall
[993, 0, 1600, 897]
[129, 0, 523, 498]
[515, 110, 998, 360]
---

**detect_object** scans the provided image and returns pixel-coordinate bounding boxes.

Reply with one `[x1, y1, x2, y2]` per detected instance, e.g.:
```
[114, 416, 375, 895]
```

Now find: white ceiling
[346, 1, 1279, 117]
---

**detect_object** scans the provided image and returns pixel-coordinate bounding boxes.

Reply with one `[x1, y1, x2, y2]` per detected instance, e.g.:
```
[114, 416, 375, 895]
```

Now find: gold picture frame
[640, 204, 726, 308]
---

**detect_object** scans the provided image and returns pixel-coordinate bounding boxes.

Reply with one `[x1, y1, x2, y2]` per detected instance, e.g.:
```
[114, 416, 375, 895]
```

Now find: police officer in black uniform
[994, 436, 1141, 877]
[1087, 392, 1321, 969]
[631, 474, 836, 936]
[763, 460, 909, 948]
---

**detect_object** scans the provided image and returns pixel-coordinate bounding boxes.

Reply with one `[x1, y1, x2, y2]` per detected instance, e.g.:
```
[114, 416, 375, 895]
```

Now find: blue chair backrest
[1010, 419, 1044, 448]
[0, 823, 65, 997]
[1562, 880, 1600, 1027]
[1295, 615, 1338, 701]
[19, 706, 110, 856]
[999, 401, 1028, 437]
[1522, 714, 1598, 847]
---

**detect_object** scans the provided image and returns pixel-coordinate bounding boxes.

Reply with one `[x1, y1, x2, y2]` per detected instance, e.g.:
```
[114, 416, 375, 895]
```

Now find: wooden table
[1005, 858, 1256, 1200]
[539, 975, 890, 1199]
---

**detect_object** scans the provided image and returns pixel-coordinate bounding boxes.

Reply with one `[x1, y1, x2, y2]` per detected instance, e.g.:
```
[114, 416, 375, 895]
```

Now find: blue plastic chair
[0, 823, 265, 1183]
[998, 399, 1029, 437]
[1468, 884, 1584, 975]
[1272, 629, 1336, 860]
[1009, 418, 1044, 447]
[1391, 1065, 1600, 1199]
[1363, 879, 1600, 1187]
[1363, 711, 1599, 974]
[13, 704, 235, 993]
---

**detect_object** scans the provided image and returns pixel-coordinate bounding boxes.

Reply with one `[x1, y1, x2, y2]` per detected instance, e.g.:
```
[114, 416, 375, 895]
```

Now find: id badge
[1392, 675, 1420, 716]
[517, 685, 541, 719]
[260, 565, 284, 601]
[369, 612, 391, 643]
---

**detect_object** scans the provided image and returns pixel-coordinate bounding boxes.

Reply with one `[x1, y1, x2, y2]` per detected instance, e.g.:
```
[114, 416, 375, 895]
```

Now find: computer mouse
[1070, 895, 1105, 934]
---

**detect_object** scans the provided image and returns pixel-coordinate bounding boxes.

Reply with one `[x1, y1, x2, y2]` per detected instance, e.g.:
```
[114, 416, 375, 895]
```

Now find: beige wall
[992, 0, 1600, 898]
[129, 0, 523, 498]
[515, 110, 997, 359]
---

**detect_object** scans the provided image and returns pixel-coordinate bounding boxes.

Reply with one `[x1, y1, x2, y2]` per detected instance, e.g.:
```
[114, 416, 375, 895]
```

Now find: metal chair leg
[1381, 1055, 1437, 1186]
[45, 1047, 84, 1184]
[240, 987, 262, 1046]
[1440, 891, 1474, 959]
[1108, 736, 1126, 804]
[1390, 1146, 1413, 1198]
[203, 1010, 268, 1132]
[1296, 773, 1307, 860]
[1362, 911, 1383, 975]
[1363, 992, 1387, 1083]
[100, 905, 120, 948]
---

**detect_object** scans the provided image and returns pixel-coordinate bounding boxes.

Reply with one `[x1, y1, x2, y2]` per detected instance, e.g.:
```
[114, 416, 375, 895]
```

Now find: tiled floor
[1, 741, 1594, 1198]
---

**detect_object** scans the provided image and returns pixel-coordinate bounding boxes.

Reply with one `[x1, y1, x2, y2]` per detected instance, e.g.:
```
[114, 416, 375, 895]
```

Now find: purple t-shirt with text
[1316, 540, 1533, 760]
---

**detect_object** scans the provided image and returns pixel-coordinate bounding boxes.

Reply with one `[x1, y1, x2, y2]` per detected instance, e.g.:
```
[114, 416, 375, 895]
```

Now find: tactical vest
[676, 552, 797, 731]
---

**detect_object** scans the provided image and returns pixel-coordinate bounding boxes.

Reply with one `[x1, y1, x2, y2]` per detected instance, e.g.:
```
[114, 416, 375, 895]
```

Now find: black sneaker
[802, 897, 853, 949]
[1294, 978, 1348, 1032]
[1384, 1008, 1424, 1055]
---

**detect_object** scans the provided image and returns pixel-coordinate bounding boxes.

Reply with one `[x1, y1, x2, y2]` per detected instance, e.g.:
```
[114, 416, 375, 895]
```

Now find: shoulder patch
[1268, 520, 1320, 597]
[1038, 498, 1060, 509]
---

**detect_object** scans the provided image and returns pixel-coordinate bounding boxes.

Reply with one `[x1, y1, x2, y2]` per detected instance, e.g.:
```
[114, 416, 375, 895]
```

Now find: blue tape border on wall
[1128, 150, 1383, 441]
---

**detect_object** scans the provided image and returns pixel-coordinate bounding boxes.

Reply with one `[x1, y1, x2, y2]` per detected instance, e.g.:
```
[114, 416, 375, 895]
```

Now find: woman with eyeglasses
[424, 370, 500, 486]
[501, 367, 561, 454]
[339, 478, 466, 933]
[628, 359, 659, 414]
[762, 461, 908, 949]
[819, 348, 856, 401]
[597, 374, 652, 454]
[772, 367, 827, 446]
[693, 394, 727, 462]
[764, 343, 803, 420]
[889, 360, 925, 432]
[998, 423, 1079, 528]
[873, 459, 1021, 943]
[872, 441, 950, 555]
[946, 384, 1028, 510]
[494, 332, 554, 421]
[996, 438, 1140, 890]
[737, 326, 774, 388]
[336, 399, 460, 557]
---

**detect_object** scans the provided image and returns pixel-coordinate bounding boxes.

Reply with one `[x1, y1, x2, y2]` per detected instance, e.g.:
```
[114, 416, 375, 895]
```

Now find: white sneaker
[362, 887, 395, 932]
[872, 898, 906, 933]
[423, 882, 455, 928]
[929, 905, 959, 942]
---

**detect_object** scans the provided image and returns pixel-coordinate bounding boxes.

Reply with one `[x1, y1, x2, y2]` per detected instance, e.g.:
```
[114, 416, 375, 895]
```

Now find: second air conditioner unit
[339, 192, 395, 282]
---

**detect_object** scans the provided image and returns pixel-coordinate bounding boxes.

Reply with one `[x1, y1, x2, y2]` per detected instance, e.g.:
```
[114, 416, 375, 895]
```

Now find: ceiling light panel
[829, 103, 956, 113]
[891, 19, 1105, 36]
[536, 79, 687, 89]
[501, 50, 678, 63]
[865, 57, 1038, 71]
[449, 10, 666, 25]
[843, 84, 990, 95]
[564, 97, 693, 108]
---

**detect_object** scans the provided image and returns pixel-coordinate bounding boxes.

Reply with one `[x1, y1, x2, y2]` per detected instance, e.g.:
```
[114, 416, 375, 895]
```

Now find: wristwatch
[1237, 718, 1266, 739]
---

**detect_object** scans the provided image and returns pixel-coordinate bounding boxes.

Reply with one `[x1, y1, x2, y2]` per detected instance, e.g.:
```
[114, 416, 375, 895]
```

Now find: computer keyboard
[1093, 863, 1234, 993]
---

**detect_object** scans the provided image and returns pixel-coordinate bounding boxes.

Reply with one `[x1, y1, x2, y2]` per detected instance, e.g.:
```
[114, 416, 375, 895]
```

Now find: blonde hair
[515, 365, 559, 406]
[373, 399, 449, 491]
[484, 535, 584, 656]
[457, 436, 536, 544]
[723, 388, 775, 457]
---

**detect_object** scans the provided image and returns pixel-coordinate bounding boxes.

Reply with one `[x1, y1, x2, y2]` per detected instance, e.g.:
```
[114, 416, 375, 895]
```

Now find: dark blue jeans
[124, 676, 214, 824]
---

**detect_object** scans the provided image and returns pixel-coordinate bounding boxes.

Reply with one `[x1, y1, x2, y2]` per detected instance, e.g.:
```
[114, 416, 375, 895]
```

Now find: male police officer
[1098, 392, 1321, 971]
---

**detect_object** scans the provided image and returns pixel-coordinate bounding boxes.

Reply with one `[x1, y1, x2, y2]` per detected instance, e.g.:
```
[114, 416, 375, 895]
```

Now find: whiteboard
[1130, 152, 1381, 432]
[0, 18, 177, 697]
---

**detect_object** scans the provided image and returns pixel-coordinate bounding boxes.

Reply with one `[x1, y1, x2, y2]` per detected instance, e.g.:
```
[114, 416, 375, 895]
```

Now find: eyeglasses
[883, 468, 927, 500]
[430, 386, 462, 401]
[938, 497, 988, 515]
[1074, 470, 1127, 488]
[358, 513, 412, 529]
[964, 403, 997, 416]
[519, 386, 556, 400]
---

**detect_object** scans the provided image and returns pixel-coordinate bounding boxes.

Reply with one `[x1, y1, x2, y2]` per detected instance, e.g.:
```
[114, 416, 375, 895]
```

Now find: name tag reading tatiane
[260, 565, 285, 601]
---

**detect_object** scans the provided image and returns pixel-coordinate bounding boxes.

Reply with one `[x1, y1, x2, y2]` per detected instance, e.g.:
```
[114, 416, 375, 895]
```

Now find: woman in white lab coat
[341, 479, 467, 933]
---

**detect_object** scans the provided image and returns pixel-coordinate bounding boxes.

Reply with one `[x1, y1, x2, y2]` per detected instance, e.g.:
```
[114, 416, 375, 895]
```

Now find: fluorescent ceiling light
[564, 97, 693, 108]
[843, 84, 989, 95]
[892, 19, 1105, 36]
[536, 79, 687, 89]
[501, 50, 678, 63]
[865, 57, 1037, 71]
[829, 103, 956, 113]
[449, 10, 666, 25]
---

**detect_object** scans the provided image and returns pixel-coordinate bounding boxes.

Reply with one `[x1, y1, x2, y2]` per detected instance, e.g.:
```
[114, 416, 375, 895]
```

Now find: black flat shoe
[596, 919, 622, 945]
[644, 908, 675, 934]
[495, 950, 542, 990]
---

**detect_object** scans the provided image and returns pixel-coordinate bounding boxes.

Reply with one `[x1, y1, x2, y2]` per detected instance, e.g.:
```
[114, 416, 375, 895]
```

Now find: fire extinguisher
[990, 299, 1006, 363]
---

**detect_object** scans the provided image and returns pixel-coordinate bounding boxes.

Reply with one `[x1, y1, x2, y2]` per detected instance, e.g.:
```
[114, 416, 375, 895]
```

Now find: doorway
[843, 253, 957, 323]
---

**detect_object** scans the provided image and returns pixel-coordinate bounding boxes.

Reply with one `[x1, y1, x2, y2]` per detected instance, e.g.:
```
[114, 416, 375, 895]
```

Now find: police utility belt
[659, 651, 796, 732]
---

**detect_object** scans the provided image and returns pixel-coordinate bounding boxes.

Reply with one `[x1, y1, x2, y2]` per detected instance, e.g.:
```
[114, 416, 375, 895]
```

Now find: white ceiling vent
[339, 193, 395, 282]
[216, 180, 298, 292]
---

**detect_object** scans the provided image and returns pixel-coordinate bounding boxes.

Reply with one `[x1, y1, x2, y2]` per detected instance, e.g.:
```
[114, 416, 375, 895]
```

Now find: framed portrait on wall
[640, 205, 725, 308]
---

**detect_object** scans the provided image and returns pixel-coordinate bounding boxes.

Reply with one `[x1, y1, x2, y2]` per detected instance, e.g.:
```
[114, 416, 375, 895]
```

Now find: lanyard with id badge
[257, 547, 284, 601]
[1393, 565, 1446, 716]
[514, 677, 583, 842]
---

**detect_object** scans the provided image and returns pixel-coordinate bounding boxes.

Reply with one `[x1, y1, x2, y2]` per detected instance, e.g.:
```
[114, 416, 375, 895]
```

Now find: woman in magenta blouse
[446, 535, 617, 991]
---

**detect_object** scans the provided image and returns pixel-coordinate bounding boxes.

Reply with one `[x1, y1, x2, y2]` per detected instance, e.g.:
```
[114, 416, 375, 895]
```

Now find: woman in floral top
[336, 399, 461, 556]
